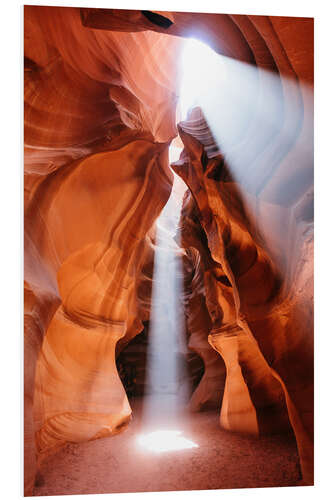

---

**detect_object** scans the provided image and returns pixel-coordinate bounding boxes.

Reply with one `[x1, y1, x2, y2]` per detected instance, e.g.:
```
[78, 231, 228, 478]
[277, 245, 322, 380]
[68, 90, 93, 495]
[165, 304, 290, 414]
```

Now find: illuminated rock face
[172, 100, 313, 482]
[171, 15, 313, 484]
[25, 141, 174, 494]
[177, 179, 293, 439]
[24, 6, 313, 494]
[24, 6, 181, 494]
[183, 248, 226, 411]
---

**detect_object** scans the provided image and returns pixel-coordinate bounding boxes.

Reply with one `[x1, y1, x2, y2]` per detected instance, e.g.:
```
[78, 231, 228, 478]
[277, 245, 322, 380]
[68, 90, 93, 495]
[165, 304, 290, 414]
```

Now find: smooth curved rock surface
[172, 99, 313, 482]
[24, 9, 180, 489]
[24, 6, 313, 494]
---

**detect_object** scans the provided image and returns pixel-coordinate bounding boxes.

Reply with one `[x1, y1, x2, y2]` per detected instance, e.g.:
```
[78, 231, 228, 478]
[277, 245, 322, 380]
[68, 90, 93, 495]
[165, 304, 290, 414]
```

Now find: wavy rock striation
[24, 6, 313, 494]
[172, 100, 313, 482]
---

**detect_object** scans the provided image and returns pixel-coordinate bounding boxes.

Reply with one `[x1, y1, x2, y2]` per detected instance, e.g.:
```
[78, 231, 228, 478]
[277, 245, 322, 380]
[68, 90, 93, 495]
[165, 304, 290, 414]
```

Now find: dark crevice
[141, 11, 173, 29]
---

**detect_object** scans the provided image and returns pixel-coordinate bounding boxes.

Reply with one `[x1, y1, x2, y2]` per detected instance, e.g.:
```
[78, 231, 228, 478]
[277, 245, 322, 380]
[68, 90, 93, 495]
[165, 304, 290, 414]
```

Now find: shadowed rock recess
[24, 6, 313, 496]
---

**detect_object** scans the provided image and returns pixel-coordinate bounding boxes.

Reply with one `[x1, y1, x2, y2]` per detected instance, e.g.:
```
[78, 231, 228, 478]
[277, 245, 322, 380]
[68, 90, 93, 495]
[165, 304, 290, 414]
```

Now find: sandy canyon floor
[34, 397, 301, 496]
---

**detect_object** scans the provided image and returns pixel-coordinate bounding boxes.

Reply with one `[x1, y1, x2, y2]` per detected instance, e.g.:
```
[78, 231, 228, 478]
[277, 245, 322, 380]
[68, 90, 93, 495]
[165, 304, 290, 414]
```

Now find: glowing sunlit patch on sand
[137, 430, 198, 453]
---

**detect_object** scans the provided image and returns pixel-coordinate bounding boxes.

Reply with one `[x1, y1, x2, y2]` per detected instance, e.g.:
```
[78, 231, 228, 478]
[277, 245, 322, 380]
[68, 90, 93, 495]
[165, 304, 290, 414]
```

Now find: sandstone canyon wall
[24, 6, 313, 495]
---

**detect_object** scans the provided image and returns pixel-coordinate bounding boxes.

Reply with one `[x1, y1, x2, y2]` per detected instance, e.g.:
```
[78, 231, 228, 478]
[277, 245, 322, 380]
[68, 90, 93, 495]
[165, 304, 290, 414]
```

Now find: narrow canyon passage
[24, 7, 313, 496]
[33, 147, 301, 496]
[139, 147, 189, 432]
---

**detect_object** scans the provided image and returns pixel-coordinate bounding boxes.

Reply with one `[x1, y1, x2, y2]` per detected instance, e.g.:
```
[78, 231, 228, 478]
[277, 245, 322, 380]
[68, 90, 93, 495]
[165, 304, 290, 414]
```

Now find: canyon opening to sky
[24, 5, 314, 497]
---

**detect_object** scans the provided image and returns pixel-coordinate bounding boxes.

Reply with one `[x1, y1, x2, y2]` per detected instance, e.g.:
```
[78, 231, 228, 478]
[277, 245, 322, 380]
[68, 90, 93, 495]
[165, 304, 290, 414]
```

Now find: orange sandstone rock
[24, 6, 313, 493]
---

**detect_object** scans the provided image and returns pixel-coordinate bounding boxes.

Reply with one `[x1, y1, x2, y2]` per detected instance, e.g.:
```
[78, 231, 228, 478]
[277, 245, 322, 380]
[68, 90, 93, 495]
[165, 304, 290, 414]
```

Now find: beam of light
[179, 36, 313, 174]
[137, 430, 198, 453]
[140, 142, 189, 434]
[178, 36, 313, 270]
[179, 37, 227, 122]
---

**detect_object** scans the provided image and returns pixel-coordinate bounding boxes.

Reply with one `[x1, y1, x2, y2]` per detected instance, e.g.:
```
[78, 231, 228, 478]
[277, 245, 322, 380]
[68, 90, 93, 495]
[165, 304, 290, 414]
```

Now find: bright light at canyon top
[177, 33, 311, 202]
[179, 37, 226, 120]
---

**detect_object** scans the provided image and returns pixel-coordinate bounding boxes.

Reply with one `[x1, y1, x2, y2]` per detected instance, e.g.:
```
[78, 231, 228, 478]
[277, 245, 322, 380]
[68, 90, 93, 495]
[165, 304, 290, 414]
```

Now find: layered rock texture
[24, 6, 313, 496]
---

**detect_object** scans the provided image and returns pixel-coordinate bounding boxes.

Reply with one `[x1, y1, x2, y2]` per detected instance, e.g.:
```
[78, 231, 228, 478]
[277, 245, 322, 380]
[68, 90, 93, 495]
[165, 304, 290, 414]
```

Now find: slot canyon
[24, 5, 314, 497]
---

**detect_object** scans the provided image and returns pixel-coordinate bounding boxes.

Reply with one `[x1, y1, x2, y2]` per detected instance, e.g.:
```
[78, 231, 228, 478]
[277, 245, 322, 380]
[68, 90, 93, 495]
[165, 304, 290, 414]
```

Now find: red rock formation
[183, 247, 226, 411]
[171, 15, 313, 483]
[172, 101, 313, 481]
[24, 6, 182, 494]
[177, 172, 292, 437]
[24, 6, 313, 494]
